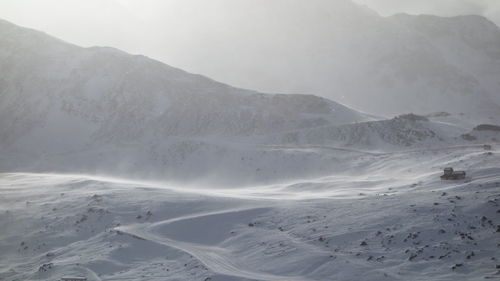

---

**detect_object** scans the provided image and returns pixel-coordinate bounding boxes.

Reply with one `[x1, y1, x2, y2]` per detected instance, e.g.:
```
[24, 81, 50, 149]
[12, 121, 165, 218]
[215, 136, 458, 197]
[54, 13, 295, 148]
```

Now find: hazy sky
[1, 0, 499, 88]
[355, 0, 500, 21]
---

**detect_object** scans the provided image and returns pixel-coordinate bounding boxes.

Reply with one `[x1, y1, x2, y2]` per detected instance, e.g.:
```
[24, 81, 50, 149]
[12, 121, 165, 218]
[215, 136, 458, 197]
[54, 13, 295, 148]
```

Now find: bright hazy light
[1, 1, 498, 56]
[0, 0, 499, 93]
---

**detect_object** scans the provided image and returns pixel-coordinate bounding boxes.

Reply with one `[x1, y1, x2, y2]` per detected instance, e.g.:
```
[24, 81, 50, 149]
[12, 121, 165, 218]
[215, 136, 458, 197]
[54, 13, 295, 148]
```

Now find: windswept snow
[1, 146, 499, 281]
[0, 18, 376, 184]
[2, 19, 500, 186]
[1, 10, 500, 281]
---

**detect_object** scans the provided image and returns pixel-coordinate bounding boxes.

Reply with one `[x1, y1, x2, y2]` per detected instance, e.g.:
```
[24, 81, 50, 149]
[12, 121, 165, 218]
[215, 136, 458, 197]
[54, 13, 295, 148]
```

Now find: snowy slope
[1, 145, 499, 281]
[0, 18, 374, 182]
[0, 18, 369, 145]
[263, 115, 468, 150]
[1, 18, 499, 186]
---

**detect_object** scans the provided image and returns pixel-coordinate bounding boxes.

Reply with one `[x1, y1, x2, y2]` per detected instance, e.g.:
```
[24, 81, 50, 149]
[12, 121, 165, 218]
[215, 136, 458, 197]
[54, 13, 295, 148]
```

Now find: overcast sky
[1, 0, 499, 87]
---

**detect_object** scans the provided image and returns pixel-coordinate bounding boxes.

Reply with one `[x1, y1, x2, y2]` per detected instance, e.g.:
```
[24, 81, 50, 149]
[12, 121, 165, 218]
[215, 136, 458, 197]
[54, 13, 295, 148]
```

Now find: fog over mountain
[0, 16, 497, 184]
[141, 0, 500, 119]
[0, 18, 376, 184]
[1, 0, 500, 119]
[1, 2, 500, 281]
[354, 0, 500, 25]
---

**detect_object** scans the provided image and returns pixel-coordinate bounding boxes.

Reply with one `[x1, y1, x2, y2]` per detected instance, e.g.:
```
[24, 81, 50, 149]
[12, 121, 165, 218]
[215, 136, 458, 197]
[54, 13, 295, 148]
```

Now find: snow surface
[1, 146, 499, 281]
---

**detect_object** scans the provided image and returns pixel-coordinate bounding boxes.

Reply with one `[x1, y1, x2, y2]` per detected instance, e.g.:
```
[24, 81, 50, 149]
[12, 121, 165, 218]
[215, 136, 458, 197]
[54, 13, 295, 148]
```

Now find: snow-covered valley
[1, 145, 499, 281]
[1, 4, 500, 280]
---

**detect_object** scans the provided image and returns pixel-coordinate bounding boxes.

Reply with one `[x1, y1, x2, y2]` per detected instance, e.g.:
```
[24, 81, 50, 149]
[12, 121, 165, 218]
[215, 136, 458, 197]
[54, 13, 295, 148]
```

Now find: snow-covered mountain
[2, 11, 500, 281]
[264, 114, 467, 150]
[0, 18, 369, 144]
[0, 18, 377, 182]
[0, 18, 498, 185]
[393, 14, 500, 106]
[169, 0, 500, 122]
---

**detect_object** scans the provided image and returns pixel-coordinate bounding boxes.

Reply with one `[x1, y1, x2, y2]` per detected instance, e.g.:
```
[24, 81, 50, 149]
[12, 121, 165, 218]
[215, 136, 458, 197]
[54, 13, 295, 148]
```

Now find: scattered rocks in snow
[38, 263, 53, 272]
[452, 263, 463, 270]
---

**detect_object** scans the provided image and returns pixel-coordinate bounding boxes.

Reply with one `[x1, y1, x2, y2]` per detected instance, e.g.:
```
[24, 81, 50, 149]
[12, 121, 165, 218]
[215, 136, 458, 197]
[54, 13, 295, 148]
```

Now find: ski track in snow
[115, 208, 308, 281]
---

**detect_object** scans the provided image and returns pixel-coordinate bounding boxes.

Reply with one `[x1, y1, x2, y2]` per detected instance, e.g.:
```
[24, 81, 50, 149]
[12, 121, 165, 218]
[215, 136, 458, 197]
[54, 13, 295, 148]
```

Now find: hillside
[264, 115, 467, 150]
[0, 18, 374, 183]
[2, 19, 500, 185]
[161, 0, 500, 122]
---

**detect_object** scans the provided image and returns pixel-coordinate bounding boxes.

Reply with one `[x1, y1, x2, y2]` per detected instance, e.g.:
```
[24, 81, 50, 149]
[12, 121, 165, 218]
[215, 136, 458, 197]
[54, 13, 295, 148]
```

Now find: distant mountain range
[166, 0, 500, 121]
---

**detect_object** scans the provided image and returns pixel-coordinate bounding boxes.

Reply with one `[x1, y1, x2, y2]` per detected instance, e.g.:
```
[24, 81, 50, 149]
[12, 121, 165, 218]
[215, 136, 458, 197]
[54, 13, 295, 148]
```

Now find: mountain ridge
[1, 18, 499, 185]
[0, 18, 374, 184]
